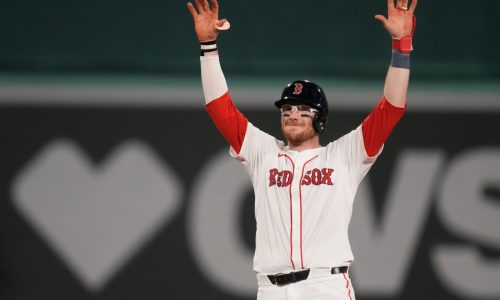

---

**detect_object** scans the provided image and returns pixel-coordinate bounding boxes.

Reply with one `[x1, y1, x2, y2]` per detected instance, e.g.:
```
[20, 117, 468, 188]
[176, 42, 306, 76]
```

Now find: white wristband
[201, 44, 217, 50]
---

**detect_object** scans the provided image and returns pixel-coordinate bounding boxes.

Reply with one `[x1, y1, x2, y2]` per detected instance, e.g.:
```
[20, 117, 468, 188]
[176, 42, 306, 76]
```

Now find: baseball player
[188, 0, 417, 299]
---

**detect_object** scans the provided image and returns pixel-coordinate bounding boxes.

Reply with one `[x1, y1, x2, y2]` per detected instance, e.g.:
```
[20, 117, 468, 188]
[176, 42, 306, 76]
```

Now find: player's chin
[285, 125, 317, 142]
[283, 128, 305, 143]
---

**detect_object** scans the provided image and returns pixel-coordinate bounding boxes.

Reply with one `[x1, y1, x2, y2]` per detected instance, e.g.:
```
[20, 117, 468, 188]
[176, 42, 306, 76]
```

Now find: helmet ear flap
[313, 114, 328, 133]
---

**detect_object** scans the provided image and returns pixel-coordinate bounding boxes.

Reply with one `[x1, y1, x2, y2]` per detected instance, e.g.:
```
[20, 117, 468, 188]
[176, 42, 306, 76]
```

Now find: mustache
[285, 120, 301, 126]
[284, 117, 312, 126]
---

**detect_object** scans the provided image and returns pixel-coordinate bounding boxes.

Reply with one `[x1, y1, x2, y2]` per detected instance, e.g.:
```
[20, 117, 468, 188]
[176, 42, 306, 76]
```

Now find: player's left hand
[375, 0, 417, 39]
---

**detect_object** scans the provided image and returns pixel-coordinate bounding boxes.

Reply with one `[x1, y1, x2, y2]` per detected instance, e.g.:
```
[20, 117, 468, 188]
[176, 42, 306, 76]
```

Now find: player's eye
[281, 105, 293, 112]
[280, 105, 295, 115]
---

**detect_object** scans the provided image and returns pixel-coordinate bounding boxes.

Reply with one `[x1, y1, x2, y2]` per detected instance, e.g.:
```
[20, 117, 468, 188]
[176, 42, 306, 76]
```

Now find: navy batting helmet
[275, 80, 329, 133]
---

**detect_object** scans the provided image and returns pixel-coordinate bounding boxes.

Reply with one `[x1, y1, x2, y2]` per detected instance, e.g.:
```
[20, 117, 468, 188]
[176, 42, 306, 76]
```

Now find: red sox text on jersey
[269, 168, 334, 187]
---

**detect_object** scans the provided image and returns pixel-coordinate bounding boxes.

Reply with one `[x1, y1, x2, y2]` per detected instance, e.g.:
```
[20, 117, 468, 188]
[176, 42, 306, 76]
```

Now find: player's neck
[287, 137, 321, 152]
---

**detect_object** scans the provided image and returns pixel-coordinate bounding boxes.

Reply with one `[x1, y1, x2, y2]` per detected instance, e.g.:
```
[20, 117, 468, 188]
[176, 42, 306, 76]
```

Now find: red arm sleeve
[205, 91, 248, 154]
[362, 97, 406, 157]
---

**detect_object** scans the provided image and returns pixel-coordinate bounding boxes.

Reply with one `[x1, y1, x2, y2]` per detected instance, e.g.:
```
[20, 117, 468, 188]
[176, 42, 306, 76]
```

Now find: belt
[267, 266, 348, 286]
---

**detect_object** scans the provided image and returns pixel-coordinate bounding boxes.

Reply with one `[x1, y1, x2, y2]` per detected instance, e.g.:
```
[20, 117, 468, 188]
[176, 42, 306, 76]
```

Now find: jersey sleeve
[205, 92, 248, 154]
[230, 122, 285, 177]
[331, 96, 405, 185]
[361, 96, 406, 157]
[330, 126, 376, 185]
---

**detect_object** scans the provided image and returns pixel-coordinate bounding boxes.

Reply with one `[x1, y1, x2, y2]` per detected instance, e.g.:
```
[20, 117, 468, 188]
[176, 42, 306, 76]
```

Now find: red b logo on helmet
[292, 83, 303, 95]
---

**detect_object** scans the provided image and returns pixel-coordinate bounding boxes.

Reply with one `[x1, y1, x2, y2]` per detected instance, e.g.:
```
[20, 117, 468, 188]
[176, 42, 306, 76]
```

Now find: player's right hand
[187, 0, 229, 42]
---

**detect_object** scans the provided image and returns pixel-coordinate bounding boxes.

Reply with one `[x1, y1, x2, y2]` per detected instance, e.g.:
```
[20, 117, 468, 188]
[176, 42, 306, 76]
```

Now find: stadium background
[0, 0, 499, 299]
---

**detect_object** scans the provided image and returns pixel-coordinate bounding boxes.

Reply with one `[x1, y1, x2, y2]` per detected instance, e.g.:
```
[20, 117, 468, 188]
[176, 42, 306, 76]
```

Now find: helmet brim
[274, 97, 316, 109]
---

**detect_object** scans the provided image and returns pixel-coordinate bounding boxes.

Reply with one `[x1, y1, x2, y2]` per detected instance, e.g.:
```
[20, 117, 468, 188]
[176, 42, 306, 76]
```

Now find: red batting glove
[393, 16, 416, 53]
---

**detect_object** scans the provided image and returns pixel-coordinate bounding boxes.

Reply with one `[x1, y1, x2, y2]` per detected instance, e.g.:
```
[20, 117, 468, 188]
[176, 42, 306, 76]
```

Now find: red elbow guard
[393, 16, 416, 53]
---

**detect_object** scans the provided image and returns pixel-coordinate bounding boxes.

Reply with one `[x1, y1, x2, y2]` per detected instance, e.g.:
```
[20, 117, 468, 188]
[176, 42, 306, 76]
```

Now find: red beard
[282, 118, 316, 146]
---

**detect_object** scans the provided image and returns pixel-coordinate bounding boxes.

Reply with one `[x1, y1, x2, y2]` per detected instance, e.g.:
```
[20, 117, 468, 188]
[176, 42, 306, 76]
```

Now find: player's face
[280, 104, 318, 146]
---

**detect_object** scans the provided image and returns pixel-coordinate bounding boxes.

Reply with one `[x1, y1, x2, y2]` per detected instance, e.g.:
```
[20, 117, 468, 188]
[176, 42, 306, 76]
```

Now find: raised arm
[376, 0, 418, 107]
[360, 0, 418, 157]
[187, 0, 248, 154]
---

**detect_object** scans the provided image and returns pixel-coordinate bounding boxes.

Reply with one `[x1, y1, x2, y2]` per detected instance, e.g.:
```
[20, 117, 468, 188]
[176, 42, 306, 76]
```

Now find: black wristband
[200, 48, 218, 56]
[391, 50, 411, 69]
[200, 40, 217, 56]
[200, 40, 216, 45]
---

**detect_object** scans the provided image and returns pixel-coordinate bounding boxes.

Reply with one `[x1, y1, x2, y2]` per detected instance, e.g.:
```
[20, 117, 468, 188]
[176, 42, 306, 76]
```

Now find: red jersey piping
[278, 153, 296, 270]
[299, 155, 319, 269]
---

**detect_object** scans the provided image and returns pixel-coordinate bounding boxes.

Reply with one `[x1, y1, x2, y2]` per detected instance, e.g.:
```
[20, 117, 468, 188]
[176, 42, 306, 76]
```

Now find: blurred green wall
[0, 0, 499, 79]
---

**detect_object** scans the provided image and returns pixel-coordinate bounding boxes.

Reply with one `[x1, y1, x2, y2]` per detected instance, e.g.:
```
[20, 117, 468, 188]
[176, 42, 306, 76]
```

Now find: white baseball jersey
[230, 123, 379, 274]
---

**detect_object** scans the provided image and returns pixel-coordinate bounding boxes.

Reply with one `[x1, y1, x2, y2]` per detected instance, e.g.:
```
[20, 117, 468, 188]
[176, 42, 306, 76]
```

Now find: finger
[387, 0, 395, 10]
[195, 0, 205, 12]
[396, 0, 404, 9]
[201, 0, 210, 12]
[408, 0, 418, 14]
[402, 0, 409, 9]
[187, 2, 199, 18]
[387, 0, 395, 14]
[375, 15, 388, 26]
[211, 0, 219, 14]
